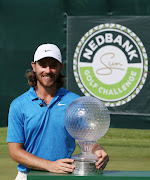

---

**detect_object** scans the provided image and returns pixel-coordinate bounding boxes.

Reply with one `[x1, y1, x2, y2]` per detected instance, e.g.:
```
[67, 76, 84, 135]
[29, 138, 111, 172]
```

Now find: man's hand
[92, 144, 109, 170]
[95, 149, 109, 170]
[48, 158, 76, 173]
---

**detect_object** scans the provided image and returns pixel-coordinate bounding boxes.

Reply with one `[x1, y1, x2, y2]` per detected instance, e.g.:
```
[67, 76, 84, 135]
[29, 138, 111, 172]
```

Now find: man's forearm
[8, 142, 75, 173]
[9, 144, 50, 171]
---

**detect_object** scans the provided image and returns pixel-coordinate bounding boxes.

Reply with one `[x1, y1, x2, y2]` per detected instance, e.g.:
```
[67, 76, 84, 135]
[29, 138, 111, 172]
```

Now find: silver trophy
[65, 96, 110, 175]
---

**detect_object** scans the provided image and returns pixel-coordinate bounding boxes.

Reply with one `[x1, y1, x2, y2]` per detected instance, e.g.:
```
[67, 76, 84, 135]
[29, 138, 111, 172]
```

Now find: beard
[35, 72, 59, 89]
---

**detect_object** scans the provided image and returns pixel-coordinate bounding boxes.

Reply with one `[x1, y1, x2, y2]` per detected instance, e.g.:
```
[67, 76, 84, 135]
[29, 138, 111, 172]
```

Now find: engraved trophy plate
[65, 96, 110, 175]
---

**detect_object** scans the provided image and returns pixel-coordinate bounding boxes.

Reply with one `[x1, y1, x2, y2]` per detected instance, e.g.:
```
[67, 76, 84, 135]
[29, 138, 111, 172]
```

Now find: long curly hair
[25, 69, 66, 89]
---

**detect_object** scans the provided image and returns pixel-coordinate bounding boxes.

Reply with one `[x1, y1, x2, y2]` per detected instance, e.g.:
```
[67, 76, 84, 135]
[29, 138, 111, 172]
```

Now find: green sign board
[67, 16, 150, 128]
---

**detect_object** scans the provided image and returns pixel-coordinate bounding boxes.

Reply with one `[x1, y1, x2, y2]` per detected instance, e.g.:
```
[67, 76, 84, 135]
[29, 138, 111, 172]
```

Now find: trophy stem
[77, 140, 97, 153]
[72, 140, 97, 162]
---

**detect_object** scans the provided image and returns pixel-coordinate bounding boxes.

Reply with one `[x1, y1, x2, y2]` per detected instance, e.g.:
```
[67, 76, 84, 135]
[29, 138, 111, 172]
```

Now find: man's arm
[92, 143, 109, 170]
[8, 142, 75, 173]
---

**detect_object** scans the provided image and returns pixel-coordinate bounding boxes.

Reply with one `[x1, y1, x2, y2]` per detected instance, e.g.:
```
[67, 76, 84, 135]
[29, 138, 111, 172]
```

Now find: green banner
[67, 16, 150, 129]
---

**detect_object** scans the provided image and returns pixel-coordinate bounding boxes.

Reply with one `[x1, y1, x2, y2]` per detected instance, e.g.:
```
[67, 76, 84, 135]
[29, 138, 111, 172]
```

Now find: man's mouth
[44, 76, 51, 79]
[42, 74, 54, 80]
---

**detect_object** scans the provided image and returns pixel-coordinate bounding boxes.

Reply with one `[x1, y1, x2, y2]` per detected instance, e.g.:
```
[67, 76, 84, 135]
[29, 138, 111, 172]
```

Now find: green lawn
[0, 127, 150, 179]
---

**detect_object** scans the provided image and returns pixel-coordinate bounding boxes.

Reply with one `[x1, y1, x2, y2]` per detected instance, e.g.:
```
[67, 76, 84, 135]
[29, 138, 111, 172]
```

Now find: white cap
[34, 44, 62, 63]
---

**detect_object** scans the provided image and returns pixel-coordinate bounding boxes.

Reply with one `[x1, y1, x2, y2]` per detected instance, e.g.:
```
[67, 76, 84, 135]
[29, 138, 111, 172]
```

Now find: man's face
[31, 57, 63, 88]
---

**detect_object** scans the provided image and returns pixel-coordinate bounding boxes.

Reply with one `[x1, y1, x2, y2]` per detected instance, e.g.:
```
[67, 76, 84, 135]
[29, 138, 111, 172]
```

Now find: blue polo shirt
[7, 87, 80, 172]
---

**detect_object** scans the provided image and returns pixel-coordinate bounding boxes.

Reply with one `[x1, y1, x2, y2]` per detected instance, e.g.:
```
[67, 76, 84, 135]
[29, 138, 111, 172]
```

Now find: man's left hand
[95, 149, 109, 170]
[92, 144, 109, 170]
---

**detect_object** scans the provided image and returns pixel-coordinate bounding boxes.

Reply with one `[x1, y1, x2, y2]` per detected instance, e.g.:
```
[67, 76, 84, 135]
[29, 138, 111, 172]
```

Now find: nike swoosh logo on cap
[45, 50, 51, 52]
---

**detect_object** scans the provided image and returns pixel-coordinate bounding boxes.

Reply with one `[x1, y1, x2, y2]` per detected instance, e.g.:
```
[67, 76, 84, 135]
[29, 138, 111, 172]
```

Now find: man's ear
[31, 62, 36, 72]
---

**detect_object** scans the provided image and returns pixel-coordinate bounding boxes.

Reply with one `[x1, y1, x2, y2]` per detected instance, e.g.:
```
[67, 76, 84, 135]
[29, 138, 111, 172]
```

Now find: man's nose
[45, 66, 51, 73]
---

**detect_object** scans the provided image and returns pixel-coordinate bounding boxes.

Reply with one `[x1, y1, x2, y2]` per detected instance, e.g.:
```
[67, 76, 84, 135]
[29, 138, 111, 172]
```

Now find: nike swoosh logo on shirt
[58, 102, 66, 106]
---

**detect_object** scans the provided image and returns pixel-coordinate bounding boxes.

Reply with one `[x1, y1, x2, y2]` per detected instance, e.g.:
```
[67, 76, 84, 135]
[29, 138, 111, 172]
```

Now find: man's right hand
[48, 158, 76, 173]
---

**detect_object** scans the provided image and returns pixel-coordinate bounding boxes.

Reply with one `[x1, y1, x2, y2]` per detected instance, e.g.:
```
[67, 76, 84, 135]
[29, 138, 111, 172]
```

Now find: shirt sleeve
[7, 100, 25, 143]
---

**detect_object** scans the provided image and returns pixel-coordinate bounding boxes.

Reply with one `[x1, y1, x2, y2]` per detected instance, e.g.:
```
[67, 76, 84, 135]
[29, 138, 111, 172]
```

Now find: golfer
[7, 44, 109, 180]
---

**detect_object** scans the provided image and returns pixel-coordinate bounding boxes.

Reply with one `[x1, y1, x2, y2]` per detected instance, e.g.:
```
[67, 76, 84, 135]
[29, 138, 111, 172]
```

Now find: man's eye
[38, 62, 46, 67]
[39, 63, 57, 68]
[50, 65, 56, 68]
[41, 65, 47, 68]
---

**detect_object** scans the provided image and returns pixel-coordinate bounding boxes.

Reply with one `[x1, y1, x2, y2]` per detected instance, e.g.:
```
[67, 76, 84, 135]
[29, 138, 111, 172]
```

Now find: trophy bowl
[65, 96, 110, 175]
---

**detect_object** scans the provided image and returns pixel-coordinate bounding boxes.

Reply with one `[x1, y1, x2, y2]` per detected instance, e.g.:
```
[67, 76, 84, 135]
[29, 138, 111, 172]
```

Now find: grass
[98, 128, 150, 171]
[0, 127, 150, 179]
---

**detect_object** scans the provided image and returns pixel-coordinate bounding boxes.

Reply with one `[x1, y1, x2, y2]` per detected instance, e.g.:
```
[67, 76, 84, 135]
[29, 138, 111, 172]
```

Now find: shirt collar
[56, 88, 67, 96]
[28, 87, 66, 101]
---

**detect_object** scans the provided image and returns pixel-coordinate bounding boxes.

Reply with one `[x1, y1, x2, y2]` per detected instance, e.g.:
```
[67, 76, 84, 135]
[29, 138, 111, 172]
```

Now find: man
[7, 44, 109, 180]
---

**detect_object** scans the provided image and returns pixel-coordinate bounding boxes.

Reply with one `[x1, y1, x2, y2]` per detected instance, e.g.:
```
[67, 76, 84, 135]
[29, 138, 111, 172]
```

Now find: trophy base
[71, 152, 102, 175]
[72, 160, 102, 175]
